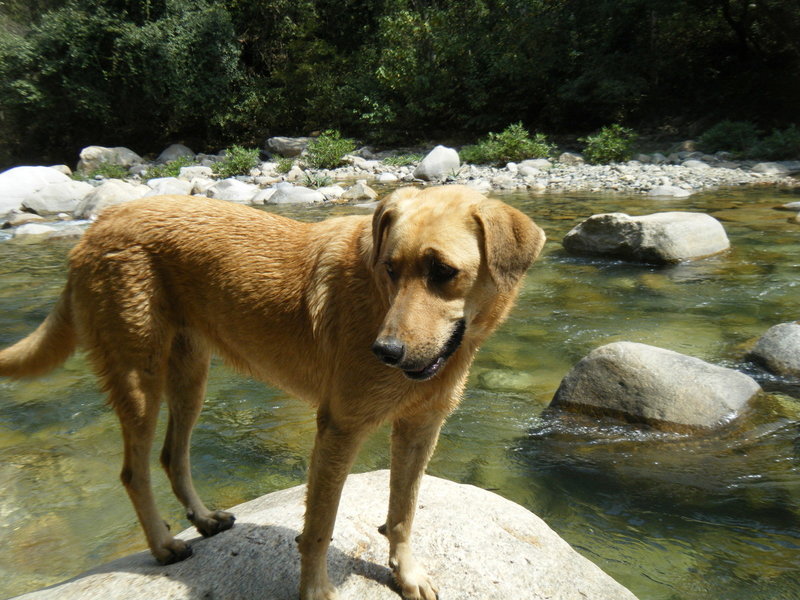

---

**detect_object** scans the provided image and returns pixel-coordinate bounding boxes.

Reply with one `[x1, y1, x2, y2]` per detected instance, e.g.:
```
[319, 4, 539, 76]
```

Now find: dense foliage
[1, 0, 798, 167]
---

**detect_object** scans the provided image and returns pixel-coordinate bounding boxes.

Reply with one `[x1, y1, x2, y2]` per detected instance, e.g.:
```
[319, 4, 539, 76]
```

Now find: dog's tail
[0, 285, 77, 379]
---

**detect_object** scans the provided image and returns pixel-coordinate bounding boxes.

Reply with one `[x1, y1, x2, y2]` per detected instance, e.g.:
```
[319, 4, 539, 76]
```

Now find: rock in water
[562, 211, 730, 263]
[552, 341, 761, 429]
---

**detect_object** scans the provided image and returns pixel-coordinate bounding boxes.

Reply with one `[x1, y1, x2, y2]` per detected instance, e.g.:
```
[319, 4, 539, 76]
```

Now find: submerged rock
[562, 211, 730, 263]
[551, 341, 761, 429]
[748, 322, 800, 377]
[11, 470, 637, 600]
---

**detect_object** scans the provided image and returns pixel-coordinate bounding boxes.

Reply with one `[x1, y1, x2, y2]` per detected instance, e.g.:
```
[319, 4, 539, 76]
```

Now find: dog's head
[369, 185, 545, 381]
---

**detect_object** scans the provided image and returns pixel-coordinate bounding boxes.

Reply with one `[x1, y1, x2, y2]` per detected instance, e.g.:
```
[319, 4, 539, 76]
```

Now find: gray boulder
[521, 158, 553, 170]
[266, 183, 325, 204]
[206, 178, 260, 203]
[552, 341, 761, 429]
[648, 185, 691, 198]
[144, 177, 194, 197]
[562, 211, 730, 263]
[77, 146, 143, 174]
[21, 180, 93, 215]
[748, 322, 800, 377]
[178, 165, 214, 181]
[74, 180, 150, 219]
[341, 180, 378, 201]
[266, 136, 312, 157]
[11, 470, 637, 600]
[0, 166, 72, 214]
[413, 145, 460, 181]
[558, 152, 585, 166]
[156, 144, 195, 164]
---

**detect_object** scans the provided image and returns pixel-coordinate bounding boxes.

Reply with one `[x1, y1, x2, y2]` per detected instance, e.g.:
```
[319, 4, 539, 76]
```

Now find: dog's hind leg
[161, 331, 235, 538]
[111, 369, 193, 565]
[382, 413, 446, 600]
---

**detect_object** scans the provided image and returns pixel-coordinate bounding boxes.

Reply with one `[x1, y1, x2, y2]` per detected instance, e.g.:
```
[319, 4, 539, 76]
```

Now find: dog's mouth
[402, 319, 466, 381]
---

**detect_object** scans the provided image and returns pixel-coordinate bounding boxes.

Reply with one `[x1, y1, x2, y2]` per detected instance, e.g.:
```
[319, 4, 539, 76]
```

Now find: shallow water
[1, 187, 799, 599]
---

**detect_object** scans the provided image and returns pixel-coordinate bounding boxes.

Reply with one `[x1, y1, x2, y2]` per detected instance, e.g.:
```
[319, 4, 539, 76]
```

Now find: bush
[579, 124, 637, 164]
[212, 145, 260, 178]
[276, 156, 294, 173]
[460, 123, 556, 166]
[698, 121, 761, 154]
[305, 130, 356, 169]
[748, 125, 800, 160]
[382, 153, 423, 167]
[145, 156, 196, 179]
[73, 163, 130, 181]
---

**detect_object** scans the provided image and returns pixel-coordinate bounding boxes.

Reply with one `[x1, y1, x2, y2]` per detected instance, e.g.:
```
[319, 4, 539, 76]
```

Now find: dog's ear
[370, 187, 420, 266]
[473, 200, 546, 291]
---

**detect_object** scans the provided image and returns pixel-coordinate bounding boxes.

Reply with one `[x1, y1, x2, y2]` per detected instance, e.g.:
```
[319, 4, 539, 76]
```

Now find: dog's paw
[188, 509, 236, 538]
[391, 557, 439, 600]
[154, 538, 193, 565]
[299, 582, 340, 600]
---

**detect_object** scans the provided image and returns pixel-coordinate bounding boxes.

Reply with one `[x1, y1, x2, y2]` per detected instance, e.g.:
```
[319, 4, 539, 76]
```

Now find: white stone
[266, 136, 312, 157]
[520, 158, 553, 170]
[12, 223, 57, 237]
[179, 166, 214, 181]
[341, 180, 378, 201]
[144, 177, 194, 197]
[74, 179, 150, 219]
[22, 180, 93, 215]
[648, 185, 692, 198]
[377, 172, 399, 183]
[682, 159, 710, 170]
[250, 187, 277, 204]
[413, 145, 460, 181]
[266, 184, 325, 204]
[206, 179, 260, 203]
[316, 185, 345, 200]
[0, 166, 72, 214]
[11, 471, 638, 600]
[77, 146, 143, 173]
[557, 152, 584, 166]
[748, 322, 800, 377]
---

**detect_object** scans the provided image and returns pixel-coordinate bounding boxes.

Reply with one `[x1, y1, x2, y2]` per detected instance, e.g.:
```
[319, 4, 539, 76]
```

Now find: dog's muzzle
[372, 319, 466, 381]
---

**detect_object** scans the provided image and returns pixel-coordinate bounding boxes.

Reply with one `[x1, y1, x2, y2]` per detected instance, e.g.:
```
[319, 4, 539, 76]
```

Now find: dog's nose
[372, 337, 405, 366]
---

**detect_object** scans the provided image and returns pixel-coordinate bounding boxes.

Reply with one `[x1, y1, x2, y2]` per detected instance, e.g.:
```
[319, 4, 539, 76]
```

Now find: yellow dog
[0, 185, 545, 599]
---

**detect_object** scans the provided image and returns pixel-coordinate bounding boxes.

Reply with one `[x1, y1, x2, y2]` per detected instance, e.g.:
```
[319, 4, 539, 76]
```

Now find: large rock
[266, 136, 312, 157]
[0, 166, 72, 214]
[551, 342, 761, 429]
[11, 470, 637, 600]
[562, 212, 730, 263]
[266, 183, 325, 204]
[413, 145, 460, 181]
[76, 146, 143, 174]
[341, 180, 378, 201]
[156, 144, 195, 164]
[21, 180, 94, 215]
[144, 177, 194, 197]
[205, 178, 260, 203]
[748, 322, 800, 377]
[74, 179, 150, 219]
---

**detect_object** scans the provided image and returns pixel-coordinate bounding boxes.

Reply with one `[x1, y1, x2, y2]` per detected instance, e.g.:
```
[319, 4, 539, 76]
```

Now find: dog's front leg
[382, 413, 446, 600]
[298, 410, 366, 600]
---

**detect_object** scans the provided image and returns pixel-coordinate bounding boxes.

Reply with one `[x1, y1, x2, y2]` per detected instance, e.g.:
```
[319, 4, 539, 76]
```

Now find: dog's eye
[429, 261, 458, 284]
[384, 261, 397, 281]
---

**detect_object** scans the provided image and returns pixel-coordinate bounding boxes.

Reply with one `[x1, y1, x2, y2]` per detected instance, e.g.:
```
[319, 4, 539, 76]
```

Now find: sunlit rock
[748, 322, 800, 377]
[11, 470, 638, 600]
[562, 211, 730, 263]
[551, 341, 761, 429]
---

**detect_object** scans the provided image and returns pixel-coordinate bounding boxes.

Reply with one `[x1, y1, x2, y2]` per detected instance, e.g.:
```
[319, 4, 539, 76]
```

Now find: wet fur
[0, 185, 545, 600]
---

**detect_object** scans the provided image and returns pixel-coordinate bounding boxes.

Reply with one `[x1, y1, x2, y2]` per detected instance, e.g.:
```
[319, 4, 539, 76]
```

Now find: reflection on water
[1, 187, 799, 599]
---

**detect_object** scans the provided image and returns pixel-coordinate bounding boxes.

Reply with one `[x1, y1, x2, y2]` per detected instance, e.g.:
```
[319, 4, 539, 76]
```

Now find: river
[1, 187, 798, 599]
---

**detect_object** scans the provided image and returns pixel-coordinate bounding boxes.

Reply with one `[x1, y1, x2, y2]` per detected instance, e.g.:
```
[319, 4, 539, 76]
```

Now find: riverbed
[0, 186, 798, 599]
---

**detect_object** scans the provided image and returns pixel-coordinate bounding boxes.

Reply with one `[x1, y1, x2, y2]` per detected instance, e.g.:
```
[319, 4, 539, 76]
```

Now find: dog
[0, 185, 545, 600]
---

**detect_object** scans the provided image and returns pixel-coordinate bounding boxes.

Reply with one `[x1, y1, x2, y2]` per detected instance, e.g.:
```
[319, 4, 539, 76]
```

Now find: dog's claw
[188, 509, 236, 538]
[155, 539, 193, 565]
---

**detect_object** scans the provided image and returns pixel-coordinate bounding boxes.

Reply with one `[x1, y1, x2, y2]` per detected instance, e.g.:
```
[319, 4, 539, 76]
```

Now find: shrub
[73, 163, 131, 181]
[460, 123, 556, 166]
[305, 130, 356, 169]
[276, 156, 294, 173]
[747, 125, 800, 160]
[579, 124, 637, 164]
[145, 155, 195, 179]
[212, 145, 260, 178]
[698, 121, 760, 154]
[382, 153, 423, 167]
[303, 172, 333, 188]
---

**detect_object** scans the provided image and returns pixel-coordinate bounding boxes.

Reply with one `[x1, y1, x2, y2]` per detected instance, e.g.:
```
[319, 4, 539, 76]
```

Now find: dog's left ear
[370, 187, 420, 267]
[473, 200, 546, 292]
